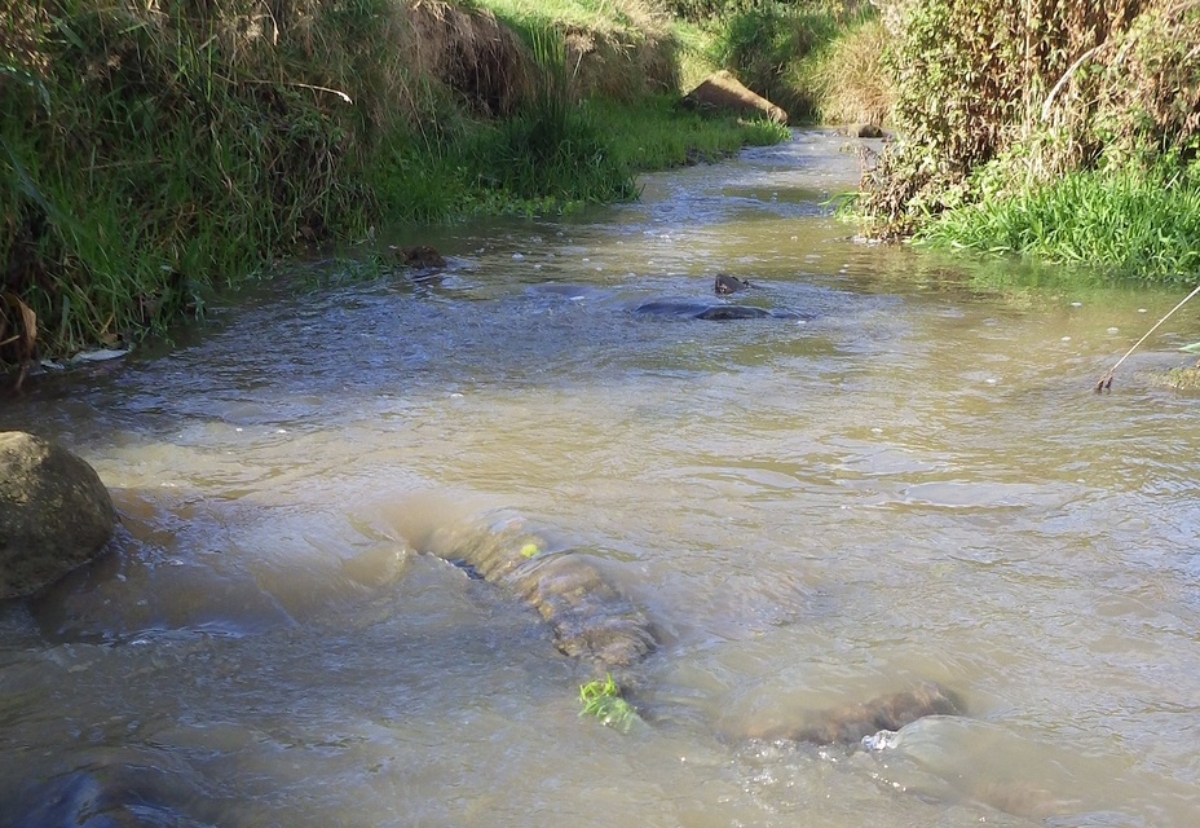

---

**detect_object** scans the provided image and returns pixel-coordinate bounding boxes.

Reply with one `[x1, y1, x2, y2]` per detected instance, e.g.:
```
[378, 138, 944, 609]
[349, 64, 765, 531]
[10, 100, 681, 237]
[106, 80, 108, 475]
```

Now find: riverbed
[2, 129, 1199, 827]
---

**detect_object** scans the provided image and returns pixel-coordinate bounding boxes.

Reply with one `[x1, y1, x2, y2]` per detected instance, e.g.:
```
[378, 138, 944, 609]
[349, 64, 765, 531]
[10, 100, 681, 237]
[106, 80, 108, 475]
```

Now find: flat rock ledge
[0, 431, 116, 600]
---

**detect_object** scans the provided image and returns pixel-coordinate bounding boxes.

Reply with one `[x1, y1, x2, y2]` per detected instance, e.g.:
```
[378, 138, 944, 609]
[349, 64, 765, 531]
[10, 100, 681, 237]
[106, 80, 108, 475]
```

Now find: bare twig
[1041, 45, 1102, 123]
[1096, 283, 1200, 391]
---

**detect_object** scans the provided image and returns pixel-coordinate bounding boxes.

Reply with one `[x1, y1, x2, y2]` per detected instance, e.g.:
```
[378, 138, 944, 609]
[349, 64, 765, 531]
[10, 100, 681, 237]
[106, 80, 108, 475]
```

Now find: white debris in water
[986, 378, 998, 384]
[1071, 301, 1083, 307]
[871, 427, 883, 434]
[1108, 327, 1120, 334]
[512, 252, 525, 260]
[533, 264, 542, 270]
[1139, 307, 1148, 313]
[70, 348, 130, 363]
[862, 729, 901, 751]
[582, 257, 590, 262]
[1061, 336, 1072, 342]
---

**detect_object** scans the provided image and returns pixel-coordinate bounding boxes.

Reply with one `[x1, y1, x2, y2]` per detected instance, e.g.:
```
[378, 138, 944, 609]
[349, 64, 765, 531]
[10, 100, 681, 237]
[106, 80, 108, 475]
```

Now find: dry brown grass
[407, 1, 533, 116]
[807, 15, 892, 125]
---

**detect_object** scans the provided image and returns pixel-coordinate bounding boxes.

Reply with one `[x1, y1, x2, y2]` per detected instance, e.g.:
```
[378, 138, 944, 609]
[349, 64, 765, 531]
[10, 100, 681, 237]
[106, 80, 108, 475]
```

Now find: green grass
[916, 159, 1200, 284]
[579, 673, 639, 732]
[594, 94, 791, 171]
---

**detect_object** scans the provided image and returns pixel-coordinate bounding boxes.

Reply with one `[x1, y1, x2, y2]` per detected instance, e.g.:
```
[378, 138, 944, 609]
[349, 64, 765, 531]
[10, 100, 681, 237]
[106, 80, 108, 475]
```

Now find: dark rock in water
[393, 245, 446, 270]
[633, 301, 800, 321]
[695, 305, 774, 320]
[714, 274, 752, 294]
[741, 681, 965, 746]
[7, 750, 216, 828]
[0, 431, 116, 600]
[840, 123, 887, 139]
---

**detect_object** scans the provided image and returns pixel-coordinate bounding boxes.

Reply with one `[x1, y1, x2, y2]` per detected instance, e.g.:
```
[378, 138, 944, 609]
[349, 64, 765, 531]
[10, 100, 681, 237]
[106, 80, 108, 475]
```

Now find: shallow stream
[2, 130, 1200, 827]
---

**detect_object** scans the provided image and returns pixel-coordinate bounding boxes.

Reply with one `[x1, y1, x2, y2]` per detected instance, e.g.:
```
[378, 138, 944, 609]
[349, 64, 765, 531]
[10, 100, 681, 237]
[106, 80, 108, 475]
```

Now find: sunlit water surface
[2, 130, 1200, 827]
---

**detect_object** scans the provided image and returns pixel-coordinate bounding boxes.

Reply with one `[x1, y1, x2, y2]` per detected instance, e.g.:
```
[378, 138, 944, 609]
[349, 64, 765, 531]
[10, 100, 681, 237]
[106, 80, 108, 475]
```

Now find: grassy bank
[0, 0, 789, 372]
[854, 0, 1200, 284]
[916, 157, 1200, 285]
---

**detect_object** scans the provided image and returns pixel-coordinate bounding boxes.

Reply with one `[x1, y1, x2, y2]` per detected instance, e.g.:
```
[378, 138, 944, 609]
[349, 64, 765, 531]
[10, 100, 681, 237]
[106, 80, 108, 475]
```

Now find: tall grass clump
[797, 13, 891, 125]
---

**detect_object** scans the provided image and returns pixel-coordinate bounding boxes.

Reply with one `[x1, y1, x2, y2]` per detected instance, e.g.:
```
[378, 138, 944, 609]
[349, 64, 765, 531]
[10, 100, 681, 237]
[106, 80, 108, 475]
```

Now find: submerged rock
[741, 681, 966, 746]
[714, 273, 753, 294]
[0, 432, 116, 600]
[633, 300, 801, 321]
[6, 749, 216, 828]
[392, 244, 446, 271]
[420, 517, 658, 673]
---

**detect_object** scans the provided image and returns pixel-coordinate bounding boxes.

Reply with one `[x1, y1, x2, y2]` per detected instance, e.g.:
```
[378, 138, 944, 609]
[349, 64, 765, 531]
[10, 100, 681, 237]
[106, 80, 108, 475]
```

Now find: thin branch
[1096, 283, 1200, 391]
[1041, 45, 1102, 123]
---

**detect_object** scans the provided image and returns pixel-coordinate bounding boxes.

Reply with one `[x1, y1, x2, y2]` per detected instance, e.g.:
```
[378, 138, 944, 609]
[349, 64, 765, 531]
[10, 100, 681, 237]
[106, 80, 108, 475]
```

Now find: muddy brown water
[3, 129, 1200, 827]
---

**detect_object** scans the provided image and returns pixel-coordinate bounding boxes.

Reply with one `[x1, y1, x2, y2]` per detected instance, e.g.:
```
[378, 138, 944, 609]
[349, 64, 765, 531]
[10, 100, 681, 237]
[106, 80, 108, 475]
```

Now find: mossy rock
[1144, 364, 1200, 392]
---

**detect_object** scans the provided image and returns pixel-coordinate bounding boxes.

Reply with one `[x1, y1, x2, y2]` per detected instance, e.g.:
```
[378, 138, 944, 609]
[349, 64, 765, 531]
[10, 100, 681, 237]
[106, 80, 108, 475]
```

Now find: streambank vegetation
[1, 0, 805, 372]
[855, 0, 1200, 285]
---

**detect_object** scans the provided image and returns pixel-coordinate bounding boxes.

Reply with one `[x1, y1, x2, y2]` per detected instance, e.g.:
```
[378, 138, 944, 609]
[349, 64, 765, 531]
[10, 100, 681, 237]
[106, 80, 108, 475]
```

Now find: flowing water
[2, 129, 1200, 827]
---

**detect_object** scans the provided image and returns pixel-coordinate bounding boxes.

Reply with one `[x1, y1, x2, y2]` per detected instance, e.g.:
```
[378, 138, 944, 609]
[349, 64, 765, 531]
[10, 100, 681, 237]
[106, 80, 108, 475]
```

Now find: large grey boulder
[0, 431, 116, 599]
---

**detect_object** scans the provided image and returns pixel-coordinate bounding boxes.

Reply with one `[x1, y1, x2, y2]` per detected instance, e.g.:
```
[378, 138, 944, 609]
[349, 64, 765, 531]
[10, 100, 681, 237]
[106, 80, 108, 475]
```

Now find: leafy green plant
[579, 673, 638, 732]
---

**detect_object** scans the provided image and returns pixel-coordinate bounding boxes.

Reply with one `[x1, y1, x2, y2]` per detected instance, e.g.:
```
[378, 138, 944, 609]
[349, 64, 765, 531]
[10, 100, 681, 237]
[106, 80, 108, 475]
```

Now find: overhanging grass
[916, 161, 1200, 284]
